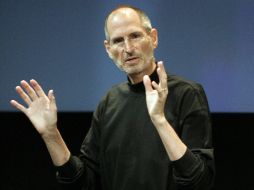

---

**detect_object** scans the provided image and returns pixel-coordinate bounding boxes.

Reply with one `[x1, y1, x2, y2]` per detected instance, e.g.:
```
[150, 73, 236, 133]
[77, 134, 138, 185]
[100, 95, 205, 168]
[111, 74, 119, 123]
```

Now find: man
[11, 5, 215, 190]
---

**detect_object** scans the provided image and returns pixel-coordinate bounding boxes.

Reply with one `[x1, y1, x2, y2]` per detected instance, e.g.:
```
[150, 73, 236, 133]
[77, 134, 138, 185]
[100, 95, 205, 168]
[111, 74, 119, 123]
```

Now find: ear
[149, 28, 158, 49]
[104, 40, 113, 59]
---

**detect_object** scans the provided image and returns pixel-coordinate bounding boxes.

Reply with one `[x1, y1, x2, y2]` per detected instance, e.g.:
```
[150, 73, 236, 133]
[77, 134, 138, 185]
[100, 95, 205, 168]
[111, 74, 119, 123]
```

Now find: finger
[143, 75, 153, 92]
[48, 90, 57, 110]
[151, 81, 159, 90]
[152, 81, 168, 95]
[15, 86, 32, 105]
[30, 79, 47, 98]
[10, 100, 27, 113]
[157, 61, 167, 88]
[20, 80, 38, 101]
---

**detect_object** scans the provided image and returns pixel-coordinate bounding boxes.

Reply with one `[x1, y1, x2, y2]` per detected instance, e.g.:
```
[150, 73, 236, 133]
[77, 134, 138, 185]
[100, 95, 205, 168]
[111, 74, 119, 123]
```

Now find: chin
[114, 59, 150, 75]
[123, 64, 146, 75]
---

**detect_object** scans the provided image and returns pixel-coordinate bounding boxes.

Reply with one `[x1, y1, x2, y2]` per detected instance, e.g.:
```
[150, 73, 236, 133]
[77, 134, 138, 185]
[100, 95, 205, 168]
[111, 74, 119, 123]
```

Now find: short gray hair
[104, 5, 152, 41]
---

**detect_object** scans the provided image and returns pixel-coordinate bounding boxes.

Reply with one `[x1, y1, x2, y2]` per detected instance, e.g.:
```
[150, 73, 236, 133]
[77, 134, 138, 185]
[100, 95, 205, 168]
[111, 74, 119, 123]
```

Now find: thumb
[48, 90, 57, 110]
[143, 75, 153, 92]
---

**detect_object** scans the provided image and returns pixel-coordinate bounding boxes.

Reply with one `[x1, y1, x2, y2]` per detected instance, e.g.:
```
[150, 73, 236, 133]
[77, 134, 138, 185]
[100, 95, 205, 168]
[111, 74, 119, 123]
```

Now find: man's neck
[128, 62, 157, 84]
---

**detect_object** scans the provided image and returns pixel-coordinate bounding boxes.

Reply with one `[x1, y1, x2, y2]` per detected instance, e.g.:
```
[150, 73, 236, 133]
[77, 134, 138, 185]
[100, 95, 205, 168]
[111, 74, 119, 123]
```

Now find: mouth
[125, 57, 140, 64]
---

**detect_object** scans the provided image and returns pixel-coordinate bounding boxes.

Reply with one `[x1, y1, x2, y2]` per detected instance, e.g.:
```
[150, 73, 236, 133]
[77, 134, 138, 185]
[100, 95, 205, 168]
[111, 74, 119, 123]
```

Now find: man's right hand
[11, 79, 71, 166]
[10, 79, 57, 136]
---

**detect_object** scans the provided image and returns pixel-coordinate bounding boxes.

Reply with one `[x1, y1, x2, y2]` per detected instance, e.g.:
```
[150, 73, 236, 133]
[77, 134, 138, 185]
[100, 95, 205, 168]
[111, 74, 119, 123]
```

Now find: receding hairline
[104, 5, 152, 40]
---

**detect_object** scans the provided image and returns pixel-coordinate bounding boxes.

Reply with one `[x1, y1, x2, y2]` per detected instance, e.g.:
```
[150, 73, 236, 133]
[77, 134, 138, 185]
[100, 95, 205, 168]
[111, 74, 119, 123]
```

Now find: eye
[112, 37, 123, 44]
[130, 32, 142, 39]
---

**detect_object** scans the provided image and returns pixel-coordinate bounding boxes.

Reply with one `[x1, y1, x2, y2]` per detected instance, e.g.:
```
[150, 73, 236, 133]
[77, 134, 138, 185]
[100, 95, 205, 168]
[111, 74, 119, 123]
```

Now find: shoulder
[167, 73, 210, 110]
[167, 73, 204, 93]
[95, 82, 129, 108]
[105, 81, 130, 97]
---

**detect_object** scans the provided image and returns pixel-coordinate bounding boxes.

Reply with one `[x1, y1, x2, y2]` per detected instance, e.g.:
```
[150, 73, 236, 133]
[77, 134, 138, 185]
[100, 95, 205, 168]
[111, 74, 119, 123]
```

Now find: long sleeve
[169, 81, 215, 189]
[54, 72, 215, 190]
[55, 99, 105, 190]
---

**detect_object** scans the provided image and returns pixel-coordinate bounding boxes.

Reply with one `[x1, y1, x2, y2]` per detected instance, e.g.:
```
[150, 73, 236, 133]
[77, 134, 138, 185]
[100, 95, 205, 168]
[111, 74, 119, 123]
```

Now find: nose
[123, 39, 134, 54]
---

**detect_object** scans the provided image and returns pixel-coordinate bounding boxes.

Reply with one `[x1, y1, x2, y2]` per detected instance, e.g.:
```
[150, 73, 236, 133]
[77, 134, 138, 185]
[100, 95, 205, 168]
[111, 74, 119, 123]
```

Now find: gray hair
[104, 5, 152, 41]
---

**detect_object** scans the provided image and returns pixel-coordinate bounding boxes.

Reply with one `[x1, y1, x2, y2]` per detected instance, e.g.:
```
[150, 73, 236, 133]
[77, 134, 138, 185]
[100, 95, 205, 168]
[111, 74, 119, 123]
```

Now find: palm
[26, 97, 57, 134]
[10, 79, 57, 135]
[145, 90, 161, 115]
[143, 62, 168, 118]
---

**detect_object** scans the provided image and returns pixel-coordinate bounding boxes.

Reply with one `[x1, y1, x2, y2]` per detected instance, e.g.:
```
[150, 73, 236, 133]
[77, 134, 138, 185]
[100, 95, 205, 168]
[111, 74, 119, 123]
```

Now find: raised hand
[143, 61, 168, 121]
[10, 79, 57, 136]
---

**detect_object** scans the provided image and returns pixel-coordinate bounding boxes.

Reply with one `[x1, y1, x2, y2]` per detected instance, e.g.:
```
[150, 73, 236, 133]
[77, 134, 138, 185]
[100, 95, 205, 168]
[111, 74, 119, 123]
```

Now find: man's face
[104, 8, 158, 77]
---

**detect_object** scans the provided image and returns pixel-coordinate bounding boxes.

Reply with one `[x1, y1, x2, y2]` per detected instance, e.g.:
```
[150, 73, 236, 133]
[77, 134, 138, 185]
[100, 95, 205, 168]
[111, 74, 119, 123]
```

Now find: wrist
[150, 114, 167, 127]
[41, 126, 59, 140]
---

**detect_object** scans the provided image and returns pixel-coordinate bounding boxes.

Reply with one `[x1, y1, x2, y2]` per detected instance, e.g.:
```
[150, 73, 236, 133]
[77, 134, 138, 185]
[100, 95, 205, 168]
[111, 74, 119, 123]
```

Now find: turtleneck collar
[127, 66, 159, 93]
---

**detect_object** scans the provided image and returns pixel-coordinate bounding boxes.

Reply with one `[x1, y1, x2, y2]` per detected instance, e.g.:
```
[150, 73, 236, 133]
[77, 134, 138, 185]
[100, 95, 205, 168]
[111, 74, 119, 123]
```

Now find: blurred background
[1, 0, 254, 112]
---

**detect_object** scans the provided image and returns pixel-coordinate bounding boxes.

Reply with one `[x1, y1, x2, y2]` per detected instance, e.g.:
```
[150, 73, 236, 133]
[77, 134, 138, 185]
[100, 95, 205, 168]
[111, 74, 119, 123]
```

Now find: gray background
[1, 0, 253, 112]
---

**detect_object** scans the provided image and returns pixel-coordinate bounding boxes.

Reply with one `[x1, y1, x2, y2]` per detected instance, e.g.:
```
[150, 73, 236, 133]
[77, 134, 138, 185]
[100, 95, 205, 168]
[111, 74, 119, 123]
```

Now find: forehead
[107, 8, 145, 38]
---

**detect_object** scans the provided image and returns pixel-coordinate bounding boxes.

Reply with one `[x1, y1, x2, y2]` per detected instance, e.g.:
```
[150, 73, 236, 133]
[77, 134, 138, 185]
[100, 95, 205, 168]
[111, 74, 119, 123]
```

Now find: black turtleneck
[56, 70, 215, 190]
[127, 66, 160, 92]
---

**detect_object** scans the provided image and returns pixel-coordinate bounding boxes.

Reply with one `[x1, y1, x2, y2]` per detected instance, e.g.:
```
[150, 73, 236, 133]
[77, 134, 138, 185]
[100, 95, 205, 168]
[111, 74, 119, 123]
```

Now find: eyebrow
[111, 31, 144, 41]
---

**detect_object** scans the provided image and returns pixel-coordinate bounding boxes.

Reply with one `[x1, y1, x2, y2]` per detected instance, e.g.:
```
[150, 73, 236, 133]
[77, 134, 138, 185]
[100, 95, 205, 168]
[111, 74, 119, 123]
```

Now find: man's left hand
[143, 61, 168, 122]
